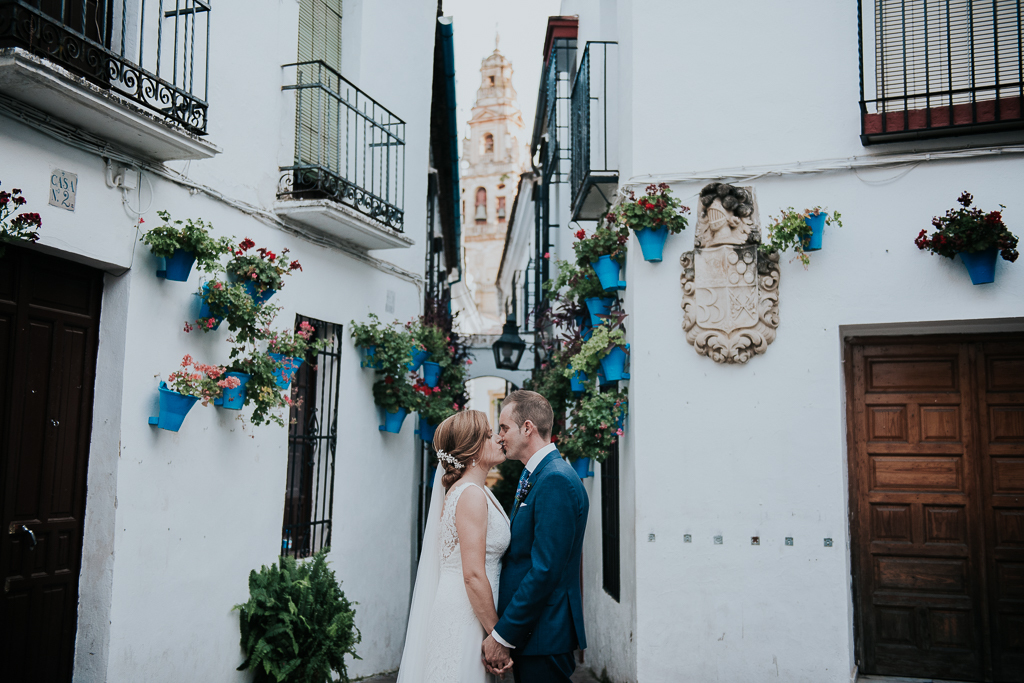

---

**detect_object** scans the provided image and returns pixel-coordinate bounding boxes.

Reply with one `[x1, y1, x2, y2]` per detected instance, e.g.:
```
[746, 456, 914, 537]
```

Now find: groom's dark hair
[502, 390, 554, 439]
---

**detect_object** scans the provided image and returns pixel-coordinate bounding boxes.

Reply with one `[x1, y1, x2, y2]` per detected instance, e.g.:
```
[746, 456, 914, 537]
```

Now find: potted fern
[915, 192, 1019, 285]
[235, 550, 361, 683]
[607, 183, 690, 262]
[141, 210, 233, 281]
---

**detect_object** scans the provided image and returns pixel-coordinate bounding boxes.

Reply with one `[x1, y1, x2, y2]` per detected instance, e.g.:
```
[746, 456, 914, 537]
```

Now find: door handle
[8, 523, 37, 549]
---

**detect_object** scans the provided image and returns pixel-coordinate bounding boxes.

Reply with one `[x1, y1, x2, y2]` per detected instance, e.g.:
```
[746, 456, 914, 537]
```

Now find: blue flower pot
[269, 352, 304, 389]
[581, 323, 593, 342]
[572, 457, 593, 479]
[157, 248, 197, 281]
[598, 367, 614, 387]
[213, 372, 250, 410]
[584, 296, 616, 326]
[242, 281, 276, 306]
[959, 248, 998, 285]
[409, 347, 431, 372]
[592, 255, 626, 291]
[635, 225, 669, 262]
[423, 361, 442, 389]
[599, 344, 630, 381]
[196, 283, 225, 330]
[360, 345, 383, 370]
[379, 407, 409, 433]
[804, 212, 827, 252]
[568, 364, 587, 394]
[417, 417, 439, 442]
[148, 382, 199, 432]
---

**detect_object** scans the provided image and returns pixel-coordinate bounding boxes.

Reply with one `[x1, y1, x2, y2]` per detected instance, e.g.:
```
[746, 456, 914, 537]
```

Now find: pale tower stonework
[459, 41, 528, 333]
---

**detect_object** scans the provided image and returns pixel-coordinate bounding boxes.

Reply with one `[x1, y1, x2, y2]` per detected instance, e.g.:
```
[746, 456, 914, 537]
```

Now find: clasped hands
[481, 634, 512, 676]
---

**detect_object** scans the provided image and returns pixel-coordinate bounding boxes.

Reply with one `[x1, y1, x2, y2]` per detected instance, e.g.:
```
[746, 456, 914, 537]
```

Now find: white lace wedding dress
[422, 481, 511, 683]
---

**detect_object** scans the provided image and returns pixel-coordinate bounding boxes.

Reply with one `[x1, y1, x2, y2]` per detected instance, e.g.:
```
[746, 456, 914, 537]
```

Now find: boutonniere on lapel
[515, 481, 533, 506]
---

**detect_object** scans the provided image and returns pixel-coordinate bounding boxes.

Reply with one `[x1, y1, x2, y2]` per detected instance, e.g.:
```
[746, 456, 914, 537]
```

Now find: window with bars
[860, 0, 1024, 142]
[281, 316, 342, 559]
[601, 444, 621, 602]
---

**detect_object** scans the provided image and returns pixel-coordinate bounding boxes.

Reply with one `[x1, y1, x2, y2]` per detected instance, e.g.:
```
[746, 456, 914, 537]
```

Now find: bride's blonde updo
[433, 410, 491, 489]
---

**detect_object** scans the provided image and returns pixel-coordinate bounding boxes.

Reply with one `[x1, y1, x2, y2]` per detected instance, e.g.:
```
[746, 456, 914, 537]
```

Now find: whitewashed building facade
[501, 4, 1024, 682]
[0, 1, 457, 681]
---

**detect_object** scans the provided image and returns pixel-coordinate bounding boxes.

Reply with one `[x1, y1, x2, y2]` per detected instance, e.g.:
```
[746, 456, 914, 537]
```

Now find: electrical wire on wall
[105, 159, 153, 277]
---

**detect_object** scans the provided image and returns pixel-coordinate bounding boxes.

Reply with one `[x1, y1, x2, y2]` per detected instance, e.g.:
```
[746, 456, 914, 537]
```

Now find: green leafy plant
[546, 260, 606, 303]
[407, 320, 451, 368]
[227, 238, 302, 292]
[231, 351, 288, 427]
[414, 376, 457, 425]
[268, 320, 330, 359]
[166, 354, 239, 405]
[524, 346, 574, 437]
[0, 185, 41, 257]
[350, 315, 413, 374]
[564, 318, 627, 380]
[559, 387, 628, 464]
[140, 210, 233, 271]
[235, 550, 361, 683]
[372, 373, 421, 414]
[572, 223, 630, 266]
[761, 206, 843, 267]
[607, 183, 690, 234]
[915, 191, 1018, 262]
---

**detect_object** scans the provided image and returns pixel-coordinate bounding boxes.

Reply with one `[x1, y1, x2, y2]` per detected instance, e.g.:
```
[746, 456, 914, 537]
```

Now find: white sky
[443, 0, 563, 147]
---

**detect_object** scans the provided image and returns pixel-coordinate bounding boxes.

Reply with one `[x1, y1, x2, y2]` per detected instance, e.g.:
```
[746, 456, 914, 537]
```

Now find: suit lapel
[509, 450, 560, 529]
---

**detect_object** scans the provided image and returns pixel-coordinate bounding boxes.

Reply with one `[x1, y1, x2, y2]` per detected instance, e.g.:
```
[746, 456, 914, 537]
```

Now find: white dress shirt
[491, 441, 557, 649]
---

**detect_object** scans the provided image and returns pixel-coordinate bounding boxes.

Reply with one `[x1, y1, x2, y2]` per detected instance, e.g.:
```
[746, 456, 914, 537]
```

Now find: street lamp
[492, 314, 526, 370]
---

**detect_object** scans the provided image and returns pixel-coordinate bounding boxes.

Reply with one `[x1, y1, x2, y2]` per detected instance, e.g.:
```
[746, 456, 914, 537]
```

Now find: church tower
[458, 39, 528, 333]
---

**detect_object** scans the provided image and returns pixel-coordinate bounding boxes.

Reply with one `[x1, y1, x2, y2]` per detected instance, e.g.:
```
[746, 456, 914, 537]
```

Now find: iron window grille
[0, 0, 211, 135]
[278, 60, 406, 232]
[601, 441, 621, 602]
[859, 0, 1024, 143]
[538, 37, 576, 184]
[281, 315, 342, 559]
[570, 41, 618, 221]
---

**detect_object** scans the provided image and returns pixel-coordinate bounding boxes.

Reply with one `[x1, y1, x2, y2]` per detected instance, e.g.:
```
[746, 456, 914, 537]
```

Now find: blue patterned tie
[514, 467, 531, 504]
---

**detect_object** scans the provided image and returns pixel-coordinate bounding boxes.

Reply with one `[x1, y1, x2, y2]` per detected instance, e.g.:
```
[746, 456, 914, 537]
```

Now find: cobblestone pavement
[357, 663, 601, 683]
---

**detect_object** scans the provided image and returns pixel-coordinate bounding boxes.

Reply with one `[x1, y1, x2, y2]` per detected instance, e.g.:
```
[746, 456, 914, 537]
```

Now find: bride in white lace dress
[398, 410, 512, 683]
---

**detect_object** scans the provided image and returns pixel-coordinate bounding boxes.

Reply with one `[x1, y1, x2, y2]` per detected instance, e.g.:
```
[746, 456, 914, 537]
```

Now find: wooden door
[0, 246, 103, 683]
[848, 335, 1024, 682]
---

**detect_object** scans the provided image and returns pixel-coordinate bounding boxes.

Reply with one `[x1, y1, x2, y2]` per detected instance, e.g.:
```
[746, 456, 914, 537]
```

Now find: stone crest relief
[680, 183, 780, 364]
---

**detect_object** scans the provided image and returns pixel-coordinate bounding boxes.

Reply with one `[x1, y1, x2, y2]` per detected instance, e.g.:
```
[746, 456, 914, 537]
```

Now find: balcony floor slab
[274, 198, 413, 251]
[0, 48, 218, 162]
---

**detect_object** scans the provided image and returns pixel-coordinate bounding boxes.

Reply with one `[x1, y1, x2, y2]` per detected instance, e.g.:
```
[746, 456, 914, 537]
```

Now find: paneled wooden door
[847, 335, 1024, 682]
[0, 246, 103, 683]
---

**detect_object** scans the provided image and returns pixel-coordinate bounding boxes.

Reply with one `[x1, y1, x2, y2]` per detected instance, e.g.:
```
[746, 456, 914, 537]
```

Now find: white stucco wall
[0, 0, 438, 679]
[563, 1, 1024, 681]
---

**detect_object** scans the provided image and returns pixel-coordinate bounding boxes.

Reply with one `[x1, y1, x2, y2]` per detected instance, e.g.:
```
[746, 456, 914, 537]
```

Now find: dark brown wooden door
[0, 246, 103, 683]
[848, 335, 1024, 682]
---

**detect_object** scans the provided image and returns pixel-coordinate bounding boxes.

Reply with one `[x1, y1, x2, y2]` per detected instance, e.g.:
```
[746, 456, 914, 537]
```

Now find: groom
[483, 390, 589, 682]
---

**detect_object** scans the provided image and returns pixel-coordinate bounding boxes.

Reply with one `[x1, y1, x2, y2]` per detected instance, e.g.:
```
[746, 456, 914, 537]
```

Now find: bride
[398, 410, 512, 682]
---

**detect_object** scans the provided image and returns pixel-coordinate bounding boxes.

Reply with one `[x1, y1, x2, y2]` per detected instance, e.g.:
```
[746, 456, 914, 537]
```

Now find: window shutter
[296, 0, 343, 168]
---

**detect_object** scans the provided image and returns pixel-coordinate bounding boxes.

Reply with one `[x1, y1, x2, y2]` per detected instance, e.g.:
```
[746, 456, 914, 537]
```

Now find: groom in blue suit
[483, 390, 589, 683]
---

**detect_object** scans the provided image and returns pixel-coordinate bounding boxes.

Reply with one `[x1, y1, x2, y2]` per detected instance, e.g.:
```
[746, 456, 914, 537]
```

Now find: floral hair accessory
[436, 450, 464, 470]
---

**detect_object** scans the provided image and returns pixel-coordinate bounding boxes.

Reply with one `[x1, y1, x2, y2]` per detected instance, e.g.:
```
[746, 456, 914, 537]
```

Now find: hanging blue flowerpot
[360, 345, 383, 370]
[242, 281, 276, 306]
[581, 323, 593, 341]
[572, 457, 594, 479]
[148, 382, 199, 432]
[568, 364, 587, 394]
[599, 344, 630, 381]
[379, 407, 409, 433]
[636, 225, 669, 262]
[196, 283, 225, 330]
[213, 372, 251, 410]
[804, 212, 827, 252]
[423, 361, 442, 388]
[584, 296, 616, 326]
[417, 417, 439, 442]
[157, 248, 197, 281]
[959, 248, 998, 285]
[592, 255, 626, 291]
[269, 352, 304, 388]
[408, 347, 431, 372]
[598, 367, 614, 387]
[574, 314, 585, 329]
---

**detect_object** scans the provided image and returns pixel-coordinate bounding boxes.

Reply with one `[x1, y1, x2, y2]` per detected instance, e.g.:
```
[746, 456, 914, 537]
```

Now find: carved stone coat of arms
[680, 183, 780, 364]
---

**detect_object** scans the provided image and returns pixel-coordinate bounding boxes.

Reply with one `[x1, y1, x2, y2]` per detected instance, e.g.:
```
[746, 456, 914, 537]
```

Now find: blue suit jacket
[495, 450, 589, 655]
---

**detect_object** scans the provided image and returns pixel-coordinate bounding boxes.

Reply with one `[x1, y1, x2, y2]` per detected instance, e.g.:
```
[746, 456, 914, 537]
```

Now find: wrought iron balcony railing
[0, 0, 210, 135]
[859, 0, 1024, 144]
[535, 37, 575, 183]
[570, 41, 618, 221]
[278, 60, 406, 232]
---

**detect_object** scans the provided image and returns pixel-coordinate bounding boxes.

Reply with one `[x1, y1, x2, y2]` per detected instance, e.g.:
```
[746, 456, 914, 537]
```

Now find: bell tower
[458, 40, 528, 333]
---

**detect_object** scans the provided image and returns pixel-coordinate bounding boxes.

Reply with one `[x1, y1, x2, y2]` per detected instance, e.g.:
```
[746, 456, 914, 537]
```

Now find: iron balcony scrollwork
[0, 0, 211, 135]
